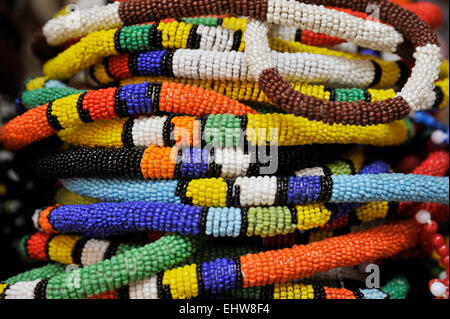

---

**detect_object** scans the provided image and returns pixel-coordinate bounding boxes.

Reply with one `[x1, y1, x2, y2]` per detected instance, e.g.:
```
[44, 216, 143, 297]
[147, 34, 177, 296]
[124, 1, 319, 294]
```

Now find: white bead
[430, 281, 447, 298]
[415, 210, 431, 224]
[439, 271, 448, 281]
[431, 130, 448, 145]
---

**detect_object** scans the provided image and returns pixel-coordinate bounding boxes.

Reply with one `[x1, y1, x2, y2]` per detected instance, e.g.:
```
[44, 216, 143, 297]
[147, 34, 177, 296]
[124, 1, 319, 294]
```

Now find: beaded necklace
[0, 219, 421, 299]
[34, 1, 441, 59]
[0, 82, 257, 151]
[41, 19, 406, 84]
[0, 93, 414, 151]
[87, 47, 404, 88]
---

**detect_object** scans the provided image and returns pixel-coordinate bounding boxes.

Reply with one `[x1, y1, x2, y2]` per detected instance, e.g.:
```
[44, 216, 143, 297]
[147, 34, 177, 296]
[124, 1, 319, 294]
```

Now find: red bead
[423, 221, 438, 235]
[443, 278, 449, 286]
[441, 255, 449, 268]
[429, 278, 441, 289]
[431, 234, 445, 248]
[437, 244, 449, 257]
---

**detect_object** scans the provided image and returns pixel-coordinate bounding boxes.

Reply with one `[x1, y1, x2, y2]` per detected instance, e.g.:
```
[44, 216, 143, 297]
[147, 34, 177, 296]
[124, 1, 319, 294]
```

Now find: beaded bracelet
[20, 232, 139, 266]
[1, 219, 420, 299]
[0, 273, 399, 299]
[39, 2, 405, 48]
[0, 82, 257, 151]
[10, 234, 196, 299]
[1, 104, 413, 151]
[34, 1, 441, 59]
[41, 17, 406, 85]
[36, 0, 443, 126]
[88, 47, 404, 89]
[326, 150, 449, 222]
[120, 75, 448, 109]
[19, 232, 263, 267]
[32, 144, 358, 180]
[56, 114, 411, 152]
[32, 143, 363, 181]
[16, 73, 448, 114]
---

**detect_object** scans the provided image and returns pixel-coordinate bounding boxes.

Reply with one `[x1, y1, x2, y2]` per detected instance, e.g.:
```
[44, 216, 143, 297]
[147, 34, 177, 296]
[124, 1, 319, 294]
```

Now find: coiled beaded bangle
[2, 234, 196, 299]
[88, 47, 404, 89]
[19, 232, 267, 267]
[0, 272, 402, 300]
[56, 114, 412, 152]
[32, 144, 357, 180]
[21, 231, 139, 266]
[17, 75, 421, 112]
[40, 2, 405, 47]
[15, 74, 448, 117]
[34, 2, 441, 57]
[40, 16, 405, 82]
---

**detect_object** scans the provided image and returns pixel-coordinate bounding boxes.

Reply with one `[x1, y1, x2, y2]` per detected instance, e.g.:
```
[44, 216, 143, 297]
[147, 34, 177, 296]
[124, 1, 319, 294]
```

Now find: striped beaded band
[39, 17, 405, 82]
[89, 47, 405, 88]
[34, 2, 442, 58]
[119, 75, 448, 109]
[0, 82, 257, 151]
[39, 2, 405, 47]
[32, 144, 357, 180]
[0, 269, 403, 300]
[3, 234, 196, 299]
[22, 232, 139, 266]
[56, 114, 411, 151]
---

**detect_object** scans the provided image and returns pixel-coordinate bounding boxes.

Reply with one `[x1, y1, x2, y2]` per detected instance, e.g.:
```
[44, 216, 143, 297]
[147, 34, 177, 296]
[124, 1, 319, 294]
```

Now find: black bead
[121, 118, 135, 148]
[117, 285, 130, 299]
[295, 28, 302, 42]
[46, 102, 63, 130]
[113, 87, 129, 118]
[432, 86, 444, 109]
[395, 60, 409, 87]
[186, 24, 199, 49]
[231, 29, 242, 51]
[76, 92, 93, 123]
[369, 60, 382, 87]
[128, 53, 140, 76]
[72, 237, 89, 265]
[34, 278, 50, 299]
[312, 283, 326, 299]
[363, 88, 371, 102]
[104, 240, 120, 260]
